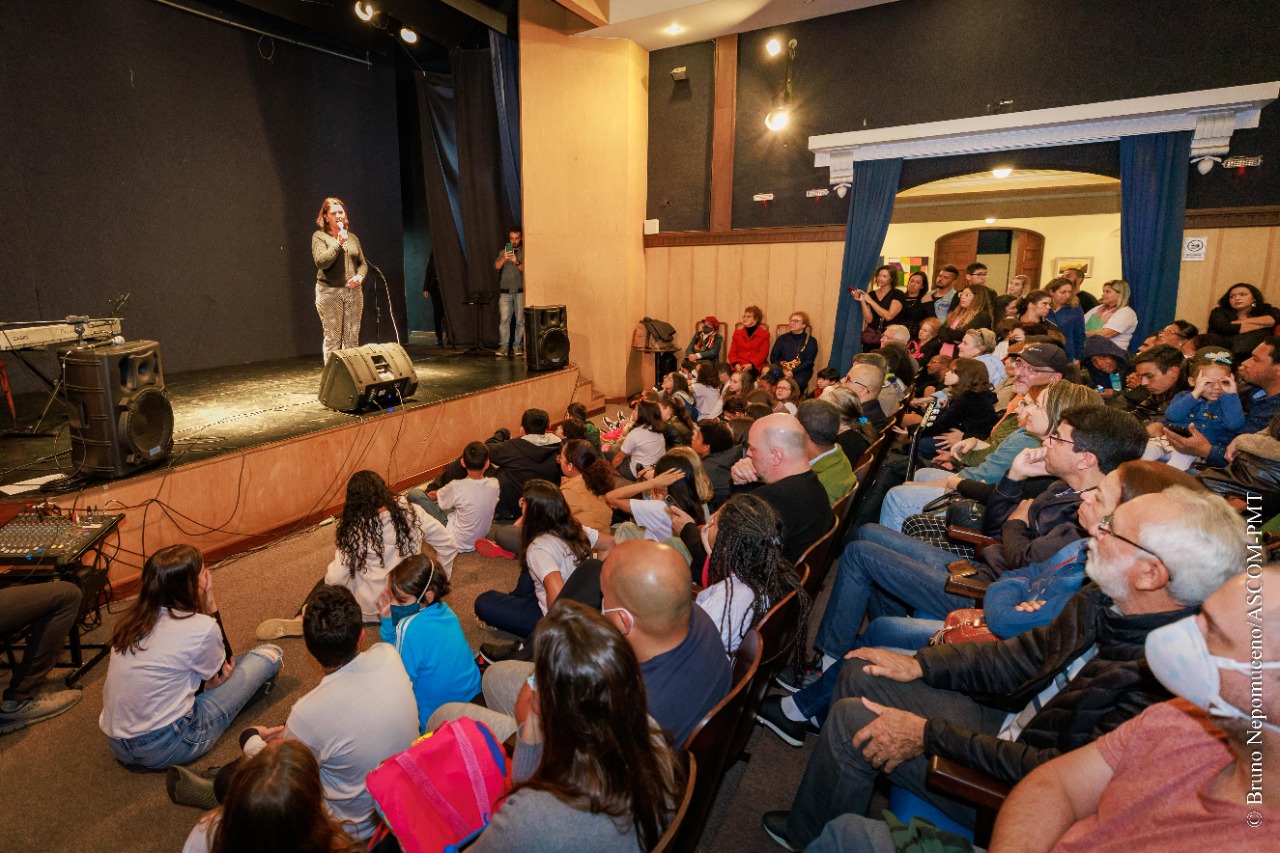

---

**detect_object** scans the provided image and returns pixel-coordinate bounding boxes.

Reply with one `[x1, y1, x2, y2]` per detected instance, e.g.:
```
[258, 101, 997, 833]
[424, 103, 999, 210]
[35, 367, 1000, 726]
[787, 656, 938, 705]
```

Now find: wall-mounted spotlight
[991, 167, 1013, 179]
[834, 183, 851, 199]
[400, 27, 418, 44]
[985, 216, 998, 224]
[354, 2, 375, 22]
[765, 39, 798, 132]
[766, 38, 782, 57]
[671, 66, 688, 81]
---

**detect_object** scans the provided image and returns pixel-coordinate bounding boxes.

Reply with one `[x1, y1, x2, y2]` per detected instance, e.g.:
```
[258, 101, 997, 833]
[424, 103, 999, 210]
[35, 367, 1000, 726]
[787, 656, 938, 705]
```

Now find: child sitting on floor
[407, 442, 500, 553]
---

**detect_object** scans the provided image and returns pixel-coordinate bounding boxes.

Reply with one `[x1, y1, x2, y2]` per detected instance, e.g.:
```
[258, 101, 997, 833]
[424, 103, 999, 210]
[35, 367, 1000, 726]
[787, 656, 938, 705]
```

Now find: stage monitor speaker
[62, 340, 174, 479]
[524, 305, 569, 371]
[318, 343, 418, 412]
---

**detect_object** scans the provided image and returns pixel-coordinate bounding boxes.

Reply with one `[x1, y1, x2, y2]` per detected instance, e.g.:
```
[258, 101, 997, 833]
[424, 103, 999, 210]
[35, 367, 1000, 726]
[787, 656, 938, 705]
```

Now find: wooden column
[710, 34, 738, 233]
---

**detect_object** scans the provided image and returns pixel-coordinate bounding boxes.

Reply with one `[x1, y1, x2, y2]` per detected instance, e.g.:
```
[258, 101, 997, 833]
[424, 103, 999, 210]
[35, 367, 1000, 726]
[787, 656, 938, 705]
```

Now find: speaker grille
[121, 387, 175, 460]
[541, 328, 570, 363]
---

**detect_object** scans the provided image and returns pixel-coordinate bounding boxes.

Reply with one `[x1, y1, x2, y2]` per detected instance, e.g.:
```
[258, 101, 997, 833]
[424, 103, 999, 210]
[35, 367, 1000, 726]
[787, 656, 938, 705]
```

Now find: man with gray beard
[762, 486, 1246, 851]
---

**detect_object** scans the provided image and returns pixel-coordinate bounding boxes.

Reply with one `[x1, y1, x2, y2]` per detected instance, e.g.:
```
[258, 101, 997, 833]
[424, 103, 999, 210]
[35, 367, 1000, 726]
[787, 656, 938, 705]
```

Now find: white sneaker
[514, 347, 524, 356]
[495, 348, 508, 357]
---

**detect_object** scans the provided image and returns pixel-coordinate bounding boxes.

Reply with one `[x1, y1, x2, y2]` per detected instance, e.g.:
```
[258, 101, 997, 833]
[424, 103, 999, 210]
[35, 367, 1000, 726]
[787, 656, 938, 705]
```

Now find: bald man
[601, 540, 731, 745]
[731, 413, 836, 562]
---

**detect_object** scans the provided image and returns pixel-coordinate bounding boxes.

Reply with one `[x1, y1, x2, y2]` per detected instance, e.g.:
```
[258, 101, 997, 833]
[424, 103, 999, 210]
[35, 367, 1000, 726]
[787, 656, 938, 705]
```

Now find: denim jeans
[405, 488, 449, 526]
[794, 616, 942, 723]
[473, 570, 543, 639]
[105, 645, 282, 770]
[814, 524, 975, 660]
[498, 291, 524, 350]
[878, 475, 949, 531]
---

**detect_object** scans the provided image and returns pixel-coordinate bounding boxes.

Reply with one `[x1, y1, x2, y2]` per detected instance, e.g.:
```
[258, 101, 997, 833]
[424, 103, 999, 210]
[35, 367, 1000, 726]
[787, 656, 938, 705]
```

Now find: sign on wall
[1182, 236, 1209, 262]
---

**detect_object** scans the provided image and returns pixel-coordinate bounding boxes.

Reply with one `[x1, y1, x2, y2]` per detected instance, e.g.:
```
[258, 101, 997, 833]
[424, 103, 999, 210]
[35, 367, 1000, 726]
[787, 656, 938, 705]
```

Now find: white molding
[810, 83, 1280, 184]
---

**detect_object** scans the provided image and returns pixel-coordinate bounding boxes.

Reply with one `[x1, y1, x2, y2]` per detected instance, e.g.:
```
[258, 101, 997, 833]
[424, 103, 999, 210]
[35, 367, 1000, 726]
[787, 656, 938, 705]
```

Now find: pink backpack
[366, 717, 510, 853]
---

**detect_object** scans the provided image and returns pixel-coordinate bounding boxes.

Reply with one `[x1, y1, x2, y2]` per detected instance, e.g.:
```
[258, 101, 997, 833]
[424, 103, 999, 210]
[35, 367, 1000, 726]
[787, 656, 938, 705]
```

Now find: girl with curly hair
[256, 470, 458, 638]
[695, 494, 809, 656]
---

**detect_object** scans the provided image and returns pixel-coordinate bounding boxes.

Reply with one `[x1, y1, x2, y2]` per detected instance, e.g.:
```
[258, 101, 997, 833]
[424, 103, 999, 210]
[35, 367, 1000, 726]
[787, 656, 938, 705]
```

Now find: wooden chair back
[673, 631, 762, 852]
[649, 753, 697, 853]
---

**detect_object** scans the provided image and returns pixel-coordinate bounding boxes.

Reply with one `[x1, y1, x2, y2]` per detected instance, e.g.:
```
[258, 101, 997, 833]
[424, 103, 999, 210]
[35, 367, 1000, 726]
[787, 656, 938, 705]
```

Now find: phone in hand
[664, 495, 678, 508]
[1163, 424, 1192, 438]
[505, 242, 514, 255]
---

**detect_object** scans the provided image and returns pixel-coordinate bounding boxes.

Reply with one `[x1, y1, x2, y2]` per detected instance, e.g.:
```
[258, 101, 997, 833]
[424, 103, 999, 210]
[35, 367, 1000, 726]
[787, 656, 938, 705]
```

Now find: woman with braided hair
[695, 494, 809, 656]
[256, 470, 459, 638]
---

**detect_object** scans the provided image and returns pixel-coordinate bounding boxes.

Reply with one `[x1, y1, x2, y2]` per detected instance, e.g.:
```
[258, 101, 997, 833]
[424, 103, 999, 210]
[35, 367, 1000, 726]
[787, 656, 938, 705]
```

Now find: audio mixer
[0, 512, 123, 577]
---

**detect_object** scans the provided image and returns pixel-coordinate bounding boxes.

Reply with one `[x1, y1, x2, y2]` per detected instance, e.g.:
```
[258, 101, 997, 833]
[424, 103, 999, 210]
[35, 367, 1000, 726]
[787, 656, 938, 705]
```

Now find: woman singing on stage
[312, 197, 368, 362]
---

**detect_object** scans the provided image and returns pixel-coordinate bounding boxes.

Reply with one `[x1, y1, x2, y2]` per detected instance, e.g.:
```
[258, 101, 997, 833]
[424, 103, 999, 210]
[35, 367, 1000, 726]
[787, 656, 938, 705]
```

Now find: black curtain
[414, 49, 511, 348]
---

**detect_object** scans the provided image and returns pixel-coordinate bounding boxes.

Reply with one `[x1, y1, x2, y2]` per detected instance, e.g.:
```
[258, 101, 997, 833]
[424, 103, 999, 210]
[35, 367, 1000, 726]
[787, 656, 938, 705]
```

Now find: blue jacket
[1164, 390, 1245, 465]
[983, 539, 1088, 638]
[380, 601, 481, 733]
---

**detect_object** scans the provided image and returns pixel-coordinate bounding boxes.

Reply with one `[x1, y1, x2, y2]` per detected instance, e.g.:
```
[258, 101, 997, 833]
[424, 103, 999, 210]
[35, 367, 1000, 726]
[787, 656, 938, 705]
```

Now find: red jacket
[729, 326, 771, 371]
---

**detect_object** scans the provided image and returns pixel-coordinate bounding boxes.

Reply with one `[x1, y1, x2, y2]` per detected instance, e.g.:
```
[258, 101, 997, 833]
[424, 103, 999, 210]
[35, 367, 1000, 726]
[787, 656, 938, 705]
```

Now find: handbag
[929, 608, 998, 645]
[366, 717, 510, 853]
[921, 492, 986, 531]
[861, 325, 883, 350]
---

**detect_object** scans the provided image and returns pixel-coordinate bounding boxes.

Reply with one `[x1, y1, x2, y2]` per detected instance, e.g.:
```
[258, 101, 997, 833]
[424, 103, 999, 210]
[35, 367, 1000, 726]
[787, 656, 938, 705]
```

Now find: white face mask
[1145, 615, 1280, 733]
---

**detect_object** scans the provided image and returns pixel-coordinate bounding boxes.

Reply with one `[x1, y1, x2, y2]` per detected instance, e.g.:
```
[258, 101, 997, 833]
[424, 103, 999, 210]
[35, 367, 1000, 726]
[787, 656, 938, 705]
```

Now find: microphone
[338, 220, 347, 241]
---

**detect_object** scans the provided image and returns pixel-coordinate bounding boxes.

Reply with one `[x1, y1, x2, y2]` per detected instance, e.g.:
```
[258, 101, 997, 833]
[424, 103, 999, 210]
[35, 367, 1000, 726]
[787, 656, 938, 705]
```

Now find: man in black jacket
[761, 485, 1245, 850]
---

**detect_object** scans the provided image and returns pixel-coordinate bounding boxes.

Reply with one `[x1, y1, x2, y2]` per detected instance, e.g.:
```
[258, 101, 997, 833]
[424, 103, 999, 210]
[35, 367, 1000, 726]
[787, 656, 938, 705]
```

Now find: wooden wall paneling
[645, 246, 668, 322]
[716, 243, 745, 323]
[766, 242, 801, 325]
[691, 245, 719, 326]
[669, 246, 696, 340]
[741, 243, 772, 322]
[794, 243, 830, 363]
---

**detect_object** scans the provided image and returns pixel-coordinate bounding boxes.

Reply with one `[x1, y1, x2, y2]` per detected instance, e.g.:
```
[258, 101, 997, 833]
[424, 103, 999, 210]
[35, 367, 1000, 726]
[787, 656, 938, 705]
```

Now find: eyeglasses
[1045, 432, 1078, 448]
[1097, 514, 1167, 565]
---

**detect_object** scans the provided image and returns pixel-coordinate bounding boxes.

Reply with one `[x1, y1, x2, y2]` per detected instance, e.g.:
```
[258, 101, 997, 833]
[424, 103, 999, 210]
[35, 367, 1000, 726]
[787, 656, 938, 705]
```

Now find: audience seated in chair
[796, 399, 856, 507]
[761, 486, 1246, 850]
[0, 581, 83, 735]
[728, 413, 835, 564]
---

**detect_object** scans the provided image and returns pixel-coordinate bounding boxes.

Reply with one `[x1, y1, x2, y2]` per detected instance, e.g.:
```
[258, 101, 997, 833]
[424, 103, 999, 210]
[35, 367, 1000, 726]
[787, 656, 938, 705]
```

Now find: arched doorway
[934, 228, 1046, 291]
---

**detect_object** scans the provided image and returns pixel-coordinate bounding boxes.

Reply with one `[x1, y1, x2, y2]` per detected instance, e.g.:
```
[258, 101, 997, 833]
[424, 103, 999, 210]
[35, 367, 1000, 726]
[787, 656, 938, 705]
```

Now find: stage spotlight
[766, 38, 782, 57]
[765, 107, 789, 132]
[400, 27, 418, 44]
[354, 2, 375, 22]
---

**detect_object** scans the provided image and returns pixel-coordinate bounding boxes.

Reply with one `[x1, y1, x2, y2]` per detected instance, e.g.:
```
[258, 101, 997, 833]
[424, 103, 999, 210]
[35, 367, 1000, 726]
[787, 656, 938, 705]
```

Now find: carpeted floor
[0, 518, 823, 853]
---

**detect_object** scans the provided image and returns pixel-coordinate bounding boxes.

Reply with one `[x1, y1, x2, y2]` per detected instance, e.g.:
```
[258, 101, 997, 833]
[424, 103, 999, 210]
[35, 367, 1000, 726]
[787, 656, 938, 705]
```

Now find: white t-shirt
[325, 500, 460, 622]
[527, 526, 599, 613]
[436, 476, 501, 551]
[630, 498, 674, 542]
[620, 426, 665, 476]
[285, 643, 419, 840]
[182, 814, 215, 853]
[99, 610, 225, 739]
[1084, 305, 1138, 350]
[696, 576, 757, 654]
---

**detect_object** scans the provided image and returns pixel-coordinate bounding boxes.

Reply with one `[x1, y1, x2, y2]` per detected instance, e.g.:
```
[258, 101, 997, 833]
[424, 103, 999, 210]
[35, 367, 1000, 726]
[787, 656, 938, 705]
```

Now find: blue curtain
[1120, 131, 1192, 350]
[419, 73, 467, 259]
[489, 30, 523, 226]
[829, 157, 904, 372]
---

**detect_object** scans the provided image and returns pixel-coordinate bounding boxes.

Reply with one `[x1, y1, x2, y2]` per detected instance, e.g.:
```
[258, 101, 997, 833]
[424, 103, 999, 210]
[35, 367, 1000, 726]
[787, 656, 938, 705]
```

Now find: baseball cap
[1016, 343, 1070, 374]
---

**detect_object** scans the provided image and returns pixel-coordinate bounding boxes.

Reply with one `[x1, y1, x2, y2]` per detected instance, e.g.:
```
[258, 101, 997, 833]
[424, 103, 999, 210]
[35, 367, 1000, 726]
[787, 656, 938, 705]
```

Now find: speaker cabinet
[318, 343, 418, 412]
[62, 340, 174, 479]
[524, 305, 569, 371]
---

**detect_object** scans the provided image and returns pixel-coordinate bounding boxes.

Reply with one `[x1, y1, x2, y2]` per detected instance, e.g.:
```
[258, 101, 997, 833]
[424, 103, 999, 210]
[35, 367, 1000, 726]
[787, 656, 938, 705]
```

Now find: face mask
[388, 563, 436, 627]
[602, 606, 635, 633]
[1145, 616, 1280, 732]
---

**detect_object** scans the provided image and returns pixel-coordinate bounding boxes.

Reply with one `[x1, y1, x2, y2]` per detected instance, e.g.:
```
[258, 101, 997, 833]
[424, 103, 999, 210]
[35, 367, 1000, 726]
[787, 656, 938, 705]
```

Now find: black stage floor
[0, 345, 537, 493]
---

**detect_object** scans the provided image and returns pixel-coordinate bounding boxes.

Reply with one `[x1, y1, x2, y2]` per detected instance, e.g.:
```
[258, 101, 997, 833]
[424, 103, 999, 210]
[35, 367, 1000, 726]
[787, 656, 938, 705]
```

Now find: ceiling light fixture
[399, 26, 418, 44]
[666, 24, 683, 35]
[991, 167, 1013, 178]
[765, 107, 790, 131]
[766, 38, 782, 57]
[354, 2, 375, 22]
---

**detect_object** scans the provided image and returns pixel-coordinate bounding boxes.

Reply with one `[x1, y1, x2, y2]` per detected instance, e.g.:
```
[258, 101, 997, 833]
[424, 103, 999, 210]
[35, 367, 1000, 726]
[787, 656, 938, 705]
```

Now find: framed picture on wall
[1053, 257, 1093, 278]
[881, 256, 930, 286]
